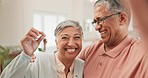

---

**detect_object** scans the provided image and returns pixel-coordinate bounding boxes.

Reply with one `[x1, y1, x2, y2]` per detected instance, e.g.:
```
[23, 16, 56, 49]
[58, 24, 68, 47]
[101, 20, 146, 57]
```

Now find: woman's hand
[20, 27, 46, 56]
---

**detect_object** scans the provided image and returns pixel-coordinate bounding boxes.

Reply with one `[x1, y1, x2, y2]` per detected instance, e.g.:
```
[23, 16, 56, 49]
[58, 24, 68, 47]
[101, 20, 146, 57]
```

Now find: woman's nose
[67, 39, 75, 46]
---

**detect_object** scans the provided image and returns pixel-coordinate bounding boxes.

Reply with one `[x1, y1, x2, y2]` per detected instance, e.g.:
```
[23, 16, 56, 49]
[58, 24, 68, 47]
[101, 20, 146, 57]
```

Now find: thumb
[37, 35, 46, 44]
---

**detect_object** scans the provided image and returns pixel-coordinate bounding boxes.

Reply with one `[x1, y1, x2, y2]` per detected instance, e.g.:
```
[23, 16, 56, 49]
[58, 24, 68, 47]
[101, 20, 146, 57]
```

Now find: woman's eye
[61, 37, 69, 40]
[74, 36, 81, 39]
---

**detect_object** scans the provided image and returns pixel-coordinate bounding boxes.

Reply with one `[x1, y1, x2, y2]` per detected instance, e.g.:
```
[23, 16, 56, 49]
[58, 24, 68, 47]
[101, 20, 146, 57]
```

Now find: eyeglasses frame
[92, 12, 121, 27]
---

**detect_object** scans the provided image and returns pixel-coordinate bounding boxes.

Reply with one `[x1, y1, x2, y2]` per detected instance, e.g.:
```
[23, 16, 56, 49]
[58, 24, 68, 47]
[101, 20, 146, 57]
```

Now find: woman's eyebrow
[61, 34, 69, 37]
[74, 33, 81, 36]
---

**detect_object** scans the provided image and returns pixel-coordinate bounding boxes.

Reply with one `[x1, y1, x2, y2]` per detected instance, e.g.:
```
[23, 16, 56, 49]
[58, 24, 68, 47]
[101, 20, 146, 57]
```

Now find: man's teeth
[67, 49, 76, 52]
[101, 31, 106, 35]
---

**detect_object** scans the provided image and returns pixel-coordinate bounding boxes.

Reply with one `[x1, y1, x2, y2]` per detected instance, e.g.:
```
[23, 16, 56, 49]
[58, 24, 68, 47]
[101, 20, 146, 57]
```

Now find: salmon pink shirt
[79, 35, 146, 78]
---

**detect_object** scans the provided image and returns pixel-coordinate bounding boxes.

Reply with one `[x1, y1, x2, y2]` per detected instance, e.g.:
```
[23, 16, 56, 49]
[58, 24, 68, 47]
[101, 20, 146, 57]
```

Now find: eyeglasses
[92, 12, 121, 27]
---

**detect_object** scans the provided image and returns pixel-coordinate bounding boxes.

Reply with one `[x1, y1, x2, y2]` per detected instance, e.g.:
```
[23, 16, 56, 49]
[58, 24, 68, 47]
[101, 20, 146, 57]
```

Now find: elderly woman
[0, 20, 84, 78]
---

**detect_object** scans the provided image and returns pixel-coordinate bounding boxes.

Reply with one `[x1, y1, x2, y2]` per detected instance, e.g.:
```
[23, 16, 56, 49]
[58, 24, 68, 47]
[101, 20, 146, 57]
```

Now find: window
[84, 19, 95, 32]
[83, 19, 101, 42]
[33, 12, 66, 48]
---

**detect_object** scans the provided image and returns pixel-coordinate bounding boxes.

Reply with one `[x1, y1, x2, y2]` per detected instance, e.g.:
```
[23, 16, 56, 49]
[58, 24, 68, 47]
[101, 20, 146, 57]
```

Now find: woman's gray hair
[54, 20, 83, 38]
[94, 0, 131, 23]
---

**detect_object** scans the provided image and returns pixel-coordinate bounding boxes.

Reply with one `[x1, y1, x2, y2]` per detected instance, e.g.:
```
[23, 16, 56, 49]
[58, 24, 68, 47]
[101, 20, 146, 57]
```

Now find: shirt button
[99, 62, 102, 66]
[75, 75, 78, 77]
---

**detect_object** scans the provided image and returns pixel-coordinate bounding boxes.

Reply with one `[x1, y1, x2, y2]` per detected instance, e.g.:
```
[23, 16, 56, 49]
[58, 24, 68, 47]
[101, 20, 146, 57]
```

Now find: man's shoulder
[80, 40, 103, 59]
[131, 38, 143, 47]
[130, 38, 146, 53]
[84, 40, 103, 50]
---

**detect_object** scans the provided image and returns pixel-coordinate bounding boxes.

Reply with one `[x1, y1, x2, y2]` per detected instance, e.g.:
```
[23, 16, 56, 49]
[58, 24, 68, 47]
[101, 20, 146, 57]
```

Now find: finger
[27, 31, 38, 39]
[21, 36, 36, 45]
[24, 27, 46, 44]
[26, 27, 42, 40]
[20, 36, 34, 52]
[26, 36, 37, 42]
[31, 28, 46, 40]
[39, 31, 46, 37]
[35, 31, 46, 40]
[30, 27, 40, 36]
[36, 31, 46, 43]
[37, 35, 46, 44]
[21, 36, 31, 45]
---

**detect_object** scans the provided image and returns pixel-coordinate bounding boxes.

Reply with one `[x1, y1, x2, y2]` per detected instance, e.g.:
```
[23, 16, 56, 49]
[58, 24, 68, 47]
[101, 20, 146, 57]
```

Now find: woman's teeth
[67, 49, 76, 52]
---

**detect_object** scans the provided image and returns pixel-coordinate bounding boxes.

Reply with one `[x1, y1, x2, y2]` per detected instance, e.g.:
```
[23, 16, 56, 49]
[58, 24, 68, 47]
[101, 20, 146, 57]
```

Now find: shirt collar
[55, 52, 74, 73]
[99, 35, 134, 58]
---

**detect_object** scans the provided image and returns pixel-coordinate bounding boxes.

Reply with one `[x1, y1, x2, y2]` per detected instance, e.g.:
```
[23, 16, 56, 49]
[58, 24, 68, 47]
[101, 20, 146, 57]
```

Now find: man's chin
[101, 38, 110, 44]
[101, 39, 107, 43]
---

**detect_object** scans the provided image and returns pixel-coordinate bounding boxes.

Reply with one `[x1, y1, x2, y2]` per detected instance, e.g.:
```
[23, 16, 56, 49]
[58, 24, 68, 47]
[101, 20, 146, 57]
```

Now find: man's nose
[95, 24, 102, 31]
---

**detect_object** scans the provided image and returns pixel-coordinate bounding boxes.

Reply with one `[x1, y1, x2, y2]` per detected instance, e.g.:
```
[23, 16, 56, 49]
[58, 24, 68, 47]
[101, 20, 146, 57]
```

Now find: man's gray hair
[54, 20, 83, 37]
[94, 0, 122, 13]
[94, 0, 131, 23]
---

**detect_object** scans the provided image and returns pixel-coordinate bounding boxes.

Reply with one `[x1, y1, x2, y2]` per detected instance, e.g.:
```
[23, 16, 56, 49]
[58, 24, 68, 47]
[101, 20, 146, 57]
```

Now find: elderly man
[79, 0, 146, 78]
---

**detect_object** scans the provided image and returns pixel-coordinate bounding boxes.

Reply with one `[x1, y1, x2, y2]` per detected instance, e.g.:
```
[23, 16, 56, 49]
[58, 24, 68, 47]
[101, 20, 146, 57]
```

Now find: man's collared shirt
[79, 35, 146, 78]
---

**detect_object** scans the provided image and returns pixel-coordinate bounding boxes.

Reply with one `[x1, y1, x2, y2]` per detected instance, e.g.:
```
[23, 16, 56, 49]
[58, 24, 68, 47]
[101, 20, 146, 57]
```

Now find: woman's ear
[119, 12, 127, 25]
[55, 40, 58, 49]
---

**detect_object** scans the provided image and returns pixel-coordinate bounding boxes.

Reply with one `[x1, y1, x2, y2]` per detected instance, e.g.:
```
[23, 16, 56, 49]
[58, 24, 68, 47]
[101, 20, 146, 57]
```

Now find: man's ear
[119, 12, 127, 25]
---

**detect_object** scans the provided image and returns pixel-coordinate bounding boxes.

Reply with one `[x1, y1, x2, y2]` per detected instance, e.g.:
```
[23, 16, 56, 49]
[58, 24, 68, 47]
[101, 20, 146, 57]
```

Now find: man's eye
[93, 20, 97, 23]
[96, 18, 101, 21]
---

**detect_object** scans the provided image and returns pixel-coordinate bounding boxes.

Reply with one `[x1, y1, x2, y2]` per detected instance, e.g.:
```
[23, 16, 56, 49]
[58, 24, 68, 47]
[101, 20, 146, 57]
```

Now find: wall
[0, 0, 24, 45]
[0, 0, 93, 45]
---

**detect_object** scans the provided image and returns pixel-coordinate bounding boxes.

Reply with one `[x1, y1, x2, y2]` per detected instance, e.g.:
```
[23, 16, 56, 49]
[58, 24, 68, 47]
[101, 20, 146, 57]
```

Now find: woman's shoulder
[34, 52, 54, 60]
[75, 58, 84, 63]
[74, 58, 85, 67]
